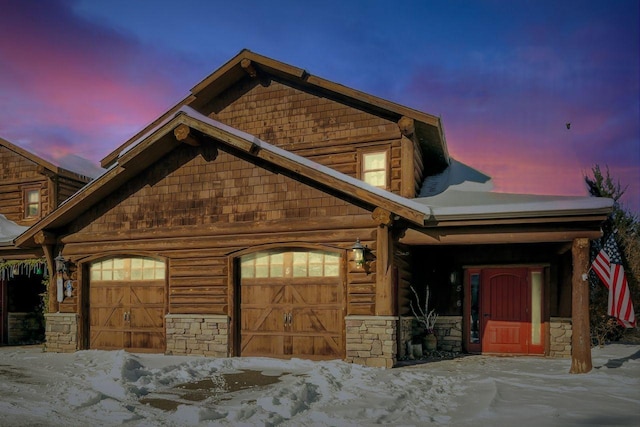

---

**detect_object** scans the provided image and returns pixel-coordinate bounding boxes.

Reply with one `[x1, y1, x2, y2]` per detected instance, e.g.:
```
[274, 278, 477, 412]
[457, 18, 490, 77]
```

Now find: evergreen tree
[585, 165, 639, 344]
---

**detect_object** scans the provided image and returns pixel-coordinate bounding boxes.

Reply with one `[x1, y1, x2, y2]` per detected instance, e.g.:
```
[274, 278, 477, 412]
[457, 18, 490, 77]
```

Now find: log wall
[0, 146, 49, 225]
[1, 145, 89, 226]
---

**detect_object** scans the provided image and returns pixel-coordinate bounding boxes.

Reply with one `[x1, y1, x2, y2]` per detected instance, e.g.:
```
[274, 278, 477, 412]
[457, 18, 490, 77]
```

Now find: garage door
[89, 257, 166, 353]
[240, 249, 344, 360]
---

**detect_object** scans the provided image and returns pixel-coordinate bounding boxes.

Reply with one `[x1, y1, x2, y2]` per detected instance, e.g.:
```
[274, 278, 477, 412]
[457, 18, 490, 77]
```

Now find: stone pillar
[345, 315, 397, 368]
[165, 314, 229, 357]
[44, 313, 79, 352]
[549, 317, 573, 357]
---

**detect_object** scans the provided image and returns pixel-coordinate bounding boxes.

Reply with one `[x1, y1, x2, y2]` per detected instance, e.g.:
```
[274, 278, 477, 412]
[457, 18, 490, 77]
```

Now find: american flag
[592, 234, 636, 328]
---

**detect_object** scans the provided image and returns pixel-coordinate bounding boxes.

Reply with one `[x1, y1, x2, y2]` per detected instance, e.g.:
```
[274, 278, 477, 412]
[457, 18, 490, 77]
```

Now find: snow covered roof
[16, 105, 613, 248]
[414, 158, 612, 221]
[0, 214, 28, 247]
[0, 137, 103, 181]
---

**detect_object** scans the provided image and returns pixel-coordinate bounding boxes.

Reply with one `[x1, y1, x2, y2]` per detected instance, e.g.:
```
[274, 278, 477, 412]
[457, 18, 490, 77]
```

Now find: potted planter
[423, 332, 437, 352]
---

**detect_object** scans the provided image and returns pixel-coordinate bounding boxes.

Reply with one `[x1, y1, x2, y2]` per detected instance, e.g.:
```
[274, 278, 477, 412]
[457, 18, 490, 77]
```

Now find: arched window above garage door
[90, 257, 165, 281]
[241, 249, 340, 279]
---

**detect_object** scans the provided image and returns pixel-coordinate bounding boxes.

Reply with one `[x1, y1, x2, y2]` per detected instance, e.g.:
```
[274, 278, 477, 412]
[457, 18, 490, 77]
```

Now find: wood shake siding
[204, 78, 406, 194]
[61, 143, 379, 316]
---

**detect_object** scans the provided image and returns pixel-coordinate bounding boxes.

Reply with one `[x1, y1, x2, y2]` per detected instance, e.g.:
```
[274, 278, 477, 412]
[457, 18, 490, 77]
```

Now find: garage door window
[90, 257, 165, 281]
[241, 250, 340, 279]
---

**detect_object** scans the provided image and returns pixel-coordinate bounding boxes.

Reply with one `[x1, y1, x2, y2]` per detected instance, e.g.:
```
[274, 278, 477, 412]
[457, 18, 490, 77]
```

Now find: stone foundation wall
[44, 313, 78, 352]
[549, 317, 572, 358]
[405, 315, 463, 353]
[165, 314, 229, 357]
[345, 315, 397, 368]
[433, 316, 463, 352]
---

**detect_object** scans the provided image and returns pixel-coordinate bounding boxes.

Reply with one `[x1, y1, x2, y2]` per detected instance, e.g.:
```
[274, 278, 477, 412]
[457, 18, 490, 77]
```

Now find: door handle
[283, 312, 292, 326]
[123, 312, 130, 322]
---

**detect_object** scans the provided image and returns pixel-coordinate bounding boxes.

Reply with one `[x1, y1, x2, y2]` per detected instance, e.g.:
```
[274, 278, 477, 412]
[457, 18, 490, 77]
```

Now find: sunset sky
[1, 0, 638, 213]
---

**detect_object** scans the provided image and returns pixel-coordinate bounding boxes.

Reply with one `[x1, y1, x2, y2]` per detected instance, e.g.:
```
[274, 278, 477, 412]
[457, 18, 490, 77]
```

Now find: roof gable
[17, 106, 433, 248]
[101, 50, 449, 171]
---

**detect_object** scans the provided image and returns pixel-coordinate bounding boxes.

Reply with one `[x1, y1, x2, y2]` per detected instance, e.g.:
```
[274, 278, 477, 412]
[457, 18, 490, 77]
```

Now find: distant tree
[585, 165, 639, 345]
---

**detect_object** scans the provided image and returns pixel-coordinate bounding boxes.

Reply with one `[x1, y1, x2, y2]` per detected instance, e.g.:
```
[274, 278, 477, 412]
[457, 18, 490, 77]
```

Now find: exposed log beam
[34, 231, 56, 246]
[372, 207, 394, 227]
[397, 116, 415, 137]
[401, 227, 603, 245]
[173, 124, 201, 146]
[240, 58, 258, 78]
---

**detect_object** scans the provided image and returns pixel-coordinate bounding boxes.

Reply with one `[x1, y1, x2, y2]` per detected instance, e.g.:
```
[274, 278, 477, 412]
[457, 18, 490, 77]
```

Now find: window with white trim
[23, 188, 41, 219]
[361, 150, 388, 188]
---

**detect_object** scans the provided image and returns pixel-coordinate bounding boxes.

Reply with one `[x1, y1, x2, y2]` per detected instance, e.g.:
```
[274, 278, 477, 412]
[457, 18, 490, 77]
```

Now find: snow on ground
[0, 344, 638, 426]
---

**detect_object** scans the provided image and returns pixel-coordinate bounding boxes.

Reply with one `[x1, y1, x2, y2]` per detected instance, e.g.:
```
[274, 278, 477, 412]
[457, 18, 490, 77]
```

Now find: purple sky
[1, 0, 638, 213]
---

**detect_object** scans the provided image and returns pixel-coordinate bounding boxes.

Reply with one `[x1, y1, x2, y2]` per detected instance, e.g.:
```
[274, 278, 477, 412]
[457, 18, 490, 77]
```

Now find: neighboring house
[16, 50, 612, 367]
[0, 138, 98, 344]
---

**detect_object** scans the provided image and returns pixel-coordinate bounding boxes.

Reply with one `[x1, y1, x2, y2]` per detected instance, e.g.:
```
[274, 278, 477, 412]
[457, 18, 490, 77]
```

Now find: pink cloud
[0, 0, 191, 163]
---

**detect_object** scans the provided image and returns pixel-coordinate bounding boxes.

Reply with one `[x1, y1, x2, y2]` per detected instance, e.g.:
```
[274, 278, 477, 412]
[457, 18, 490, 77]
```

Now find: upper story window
[361, 150, 388, 188]
[23, 188, 41, 219]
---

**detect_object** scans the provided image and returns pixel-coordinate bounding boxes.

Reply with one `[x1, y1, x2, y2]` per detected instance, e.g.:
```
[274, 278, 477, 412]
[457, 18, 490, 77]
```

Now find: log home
[17, 50, 612, 366]
[0, 137, 96, 344]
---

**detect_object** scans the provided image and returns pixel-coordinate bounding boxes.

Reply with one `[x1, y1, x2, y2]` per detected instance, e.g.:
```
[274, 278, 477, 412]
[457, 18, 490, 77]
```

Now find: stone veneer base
[44, 313, 79, 353]
[345, 315, 397, 368]
[165, 314, 229, 357]
[549, 317, 572, 358]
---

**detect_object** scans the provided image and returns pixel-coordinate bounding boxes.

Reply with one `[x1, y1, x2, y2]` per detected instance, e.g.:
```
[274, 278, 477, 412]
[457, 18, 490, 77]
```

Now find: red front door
[481, 268, 531, 354]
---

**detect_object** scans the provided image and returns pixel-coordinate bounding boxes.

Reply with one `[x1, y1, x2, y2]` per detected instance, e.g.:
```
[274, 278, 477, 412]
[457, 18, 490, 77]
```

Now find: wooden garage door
[240, 250, 344, 360]
[89, 257, 166, 353]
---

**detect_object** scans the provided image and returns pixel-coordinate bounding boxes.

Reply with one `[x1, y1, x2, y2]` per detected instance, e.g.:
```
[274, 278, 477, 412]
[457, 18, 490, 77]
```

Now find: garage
[89, 257, 166, 353]
[239, 249, 344, 360]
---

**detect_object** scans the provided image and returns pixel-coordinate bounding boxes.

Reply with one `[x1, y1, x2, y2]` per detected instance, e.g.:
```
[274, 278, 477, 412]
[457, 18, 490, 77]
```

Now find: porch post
[570, 237, 592, 373]
[375, 224, 394, 316]
[34, 231, 58, 313]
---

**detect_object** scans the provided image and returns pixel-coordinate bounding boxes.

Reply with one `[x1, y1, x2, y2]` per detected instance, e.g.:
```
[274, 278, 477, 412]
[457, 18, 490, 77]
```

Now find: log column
[374, 208, 395, 316]
[34, 231, 57, 313]
[570, 237, 592, 373]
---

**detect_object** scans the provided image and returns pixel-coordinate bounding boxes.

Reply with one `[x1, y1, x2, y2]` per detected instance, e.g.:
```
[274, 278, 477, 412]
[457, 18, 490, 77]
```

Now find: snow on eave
[0, 214, 29, 245]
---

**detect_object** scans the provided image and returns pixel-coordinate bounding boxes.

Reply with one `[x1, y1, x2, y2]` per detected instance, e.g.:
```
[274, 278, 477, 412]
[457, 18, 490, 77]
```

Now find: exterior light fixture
[352, 238, 365, 268]
[54, 252, 67, 275]
[54, 252, 68, 303]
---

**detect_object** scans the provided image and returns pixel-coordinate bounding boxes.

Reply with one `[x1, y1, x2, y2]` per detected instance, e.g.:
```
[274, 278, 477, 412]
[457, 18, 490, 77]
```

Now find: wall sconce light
[54, 252, 67, 276]
[352, 238, 365, 269]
